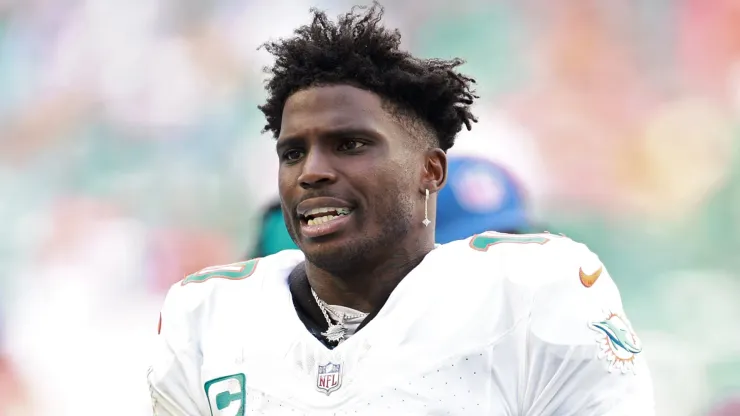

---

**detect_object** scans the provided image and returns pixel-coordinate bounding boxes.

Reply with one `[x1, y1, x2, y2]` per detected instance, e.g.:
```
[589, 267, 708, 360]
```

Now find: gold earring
[423, 189, 431, 227]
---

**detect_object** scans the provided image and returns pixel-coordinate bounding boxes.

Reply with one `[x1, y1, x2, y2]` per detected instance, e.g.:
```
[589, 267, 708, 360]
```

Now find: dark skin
[276, 85, 447, 313]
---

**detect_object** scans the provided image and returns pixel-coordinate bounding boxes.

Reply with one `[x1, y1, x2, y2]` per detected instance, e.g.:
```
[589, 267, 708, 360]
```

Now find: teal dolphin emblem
[591, 318, 642, 354]
[589, 312, 642, 374]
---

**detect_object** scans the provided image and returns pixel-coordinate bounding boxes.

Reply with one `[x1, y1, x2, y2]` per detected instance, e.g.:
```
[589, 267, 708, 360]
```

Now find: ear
[420, 148, 447, 194]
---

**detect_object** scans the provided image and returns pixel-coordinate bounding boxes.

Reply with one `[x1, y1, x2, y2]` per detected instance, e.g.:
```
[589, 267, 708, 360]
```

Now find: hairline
[277, 82, 439, 151]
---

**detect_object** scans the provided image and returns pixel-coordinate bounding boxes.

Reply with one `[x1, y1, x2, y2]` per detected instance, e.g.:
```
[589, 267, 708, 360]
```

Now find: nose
[297, 149, 337, 189]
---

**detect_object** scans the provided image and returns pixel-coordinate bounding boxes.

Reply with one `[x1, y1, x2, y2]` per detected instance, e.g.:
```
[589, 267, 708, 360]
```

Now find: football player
[149, 3, 654, 415]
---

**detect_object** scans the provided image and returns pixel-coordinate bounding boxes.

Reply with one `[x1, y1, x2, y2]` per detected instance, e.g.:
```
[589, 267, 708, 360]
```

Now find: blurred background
[1, 0, 739, 414]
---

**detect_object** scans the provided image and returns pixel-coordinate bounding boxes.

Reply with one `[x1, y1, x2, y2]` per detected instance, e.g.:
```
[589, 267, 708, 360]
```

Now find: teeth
[304, 207, 352, 218]
[307, 215, 338, 226]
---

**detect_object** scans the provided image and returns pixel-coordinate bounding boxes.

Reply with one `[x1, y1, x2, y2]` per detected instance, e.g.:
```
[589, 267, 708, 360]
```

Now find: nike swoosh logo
[579, 266, 603, 288]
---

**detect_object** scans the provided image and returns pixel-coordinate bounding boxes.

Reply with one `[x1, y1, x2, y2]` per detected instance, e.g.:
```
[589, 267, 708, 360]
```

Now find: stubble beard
[299, 191, 416, 279]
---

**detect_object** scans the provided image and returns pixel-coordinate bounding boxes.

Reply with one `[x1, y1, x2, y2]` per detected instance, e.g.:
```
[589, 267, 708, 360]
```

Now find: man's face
[276, 85, 422, 274]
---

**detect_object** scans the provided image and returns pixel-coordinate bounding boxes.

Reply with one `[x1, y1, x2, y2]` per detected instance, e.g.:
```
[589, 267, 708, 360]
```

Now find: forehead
[278, 85, 396, 140]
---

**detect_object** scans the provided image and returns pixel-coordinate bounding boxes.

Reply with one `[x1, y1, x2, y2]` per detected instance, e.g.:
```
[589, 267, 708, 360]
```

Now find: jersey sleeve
[147, 282, 209, 415]
[521, 240, 655, 416]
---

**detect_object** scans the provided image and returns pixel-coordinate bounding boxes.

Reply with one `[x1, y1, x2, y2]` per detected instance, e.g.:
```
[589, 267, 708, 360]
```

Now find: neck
[306, 241, 434, 313]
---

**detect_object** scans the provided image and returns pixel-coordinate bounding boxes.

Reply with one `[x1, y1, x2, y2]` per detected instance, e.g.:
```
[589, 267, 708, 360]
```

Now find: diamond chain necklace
[311, 288, 368, 343]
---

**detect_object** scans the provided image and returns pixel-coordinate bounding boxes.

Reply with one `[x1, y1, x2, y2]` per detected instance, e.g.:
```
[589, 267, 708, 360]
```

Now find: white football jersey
[148, 232, 654, 415]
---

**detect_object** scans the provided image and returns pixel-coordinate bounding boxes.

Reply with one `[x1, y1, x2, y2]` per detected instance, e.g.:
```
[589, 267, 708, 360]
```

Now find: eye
[338, 139, 366, 151]
[282, 149, 304, 162]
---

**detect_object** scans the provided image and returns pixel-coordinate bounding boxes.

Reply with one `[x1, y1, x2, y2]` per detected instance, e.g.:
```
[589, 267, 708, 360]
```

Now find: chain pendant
[322, 323, 347, 343]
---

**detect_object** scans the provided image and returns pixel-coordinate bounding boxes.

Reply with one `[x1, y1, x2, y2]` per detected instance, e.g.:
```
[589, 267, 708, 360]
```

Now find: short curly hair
[258, 2, 477, 151]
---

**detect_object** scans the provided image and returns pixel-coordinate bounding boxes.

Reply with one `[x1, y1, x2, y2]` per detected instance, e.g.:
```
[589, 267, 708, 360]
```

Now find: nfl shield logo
[316, 362, 342, 395]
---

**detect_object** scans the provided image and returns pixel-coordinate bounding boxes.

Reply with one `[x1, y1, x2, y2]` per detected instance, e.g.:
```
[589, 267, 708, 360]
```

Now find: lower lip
[300, 213, 353, 238]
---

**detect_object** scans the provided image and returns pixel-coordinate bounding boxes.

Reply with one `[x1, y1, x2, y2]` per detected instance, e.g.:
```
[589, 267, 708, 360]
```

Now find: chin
[303, 247, 354, 275]
[300, 236, 375, 275]
[299, 235, 347, 256]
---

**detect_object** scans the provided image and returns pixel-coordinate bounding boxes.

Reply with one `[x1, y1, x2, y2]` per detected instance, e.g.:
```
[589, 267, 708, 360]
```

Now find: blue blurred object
[435, 156, 530, 244]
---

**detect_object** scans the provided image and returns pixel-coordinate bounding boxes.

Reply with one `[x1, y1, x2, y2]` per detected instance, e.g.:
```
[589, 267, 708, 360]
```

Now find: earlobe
[421, 148, 447, 193]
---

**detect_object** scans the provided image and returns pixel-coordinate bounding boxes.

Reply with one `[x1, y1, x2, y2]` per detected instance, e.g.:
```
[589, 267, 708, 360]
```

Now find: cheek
[277, 171, 294, 198]
[364, 165, 417, 214]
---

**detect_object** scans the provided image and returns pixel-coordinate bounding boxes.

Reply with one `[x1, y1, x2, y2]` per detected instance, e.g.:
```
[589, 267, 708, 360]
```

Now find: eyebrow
[276, 127, 382, 152]
[275, 137, 304, 154]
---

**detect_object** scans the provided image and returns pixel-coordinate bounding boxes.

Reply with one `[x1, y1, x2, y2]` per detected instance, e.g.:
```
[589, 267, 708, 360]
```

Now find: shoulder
[438, 232, 634, 348]
[496, 234, 647, 376]
[449, 231, 621, 318]
[453, 234, 651, 378]
[160, 250, 305, 319]
[438, 231, 602, 290]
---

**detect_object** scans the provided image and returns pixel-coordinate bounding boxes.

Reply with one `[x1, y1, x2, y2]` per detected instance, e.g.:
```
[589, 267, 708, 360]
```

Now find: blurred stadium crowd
[1, 0, 739, 414]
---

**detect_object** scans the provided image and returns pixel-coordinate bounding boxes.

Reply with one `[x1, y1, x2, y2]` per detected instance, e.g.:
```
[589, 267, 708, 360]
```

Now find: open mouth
[301, 207, 353, 226]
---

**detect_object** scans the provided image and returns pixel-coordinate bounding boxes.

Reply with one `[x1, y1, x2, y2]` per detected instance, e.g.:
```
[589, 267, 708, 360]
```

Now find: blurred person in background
[435, 155, 533, 243]
[148, 3, 653, 414]
[249, 200, 298, 258]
